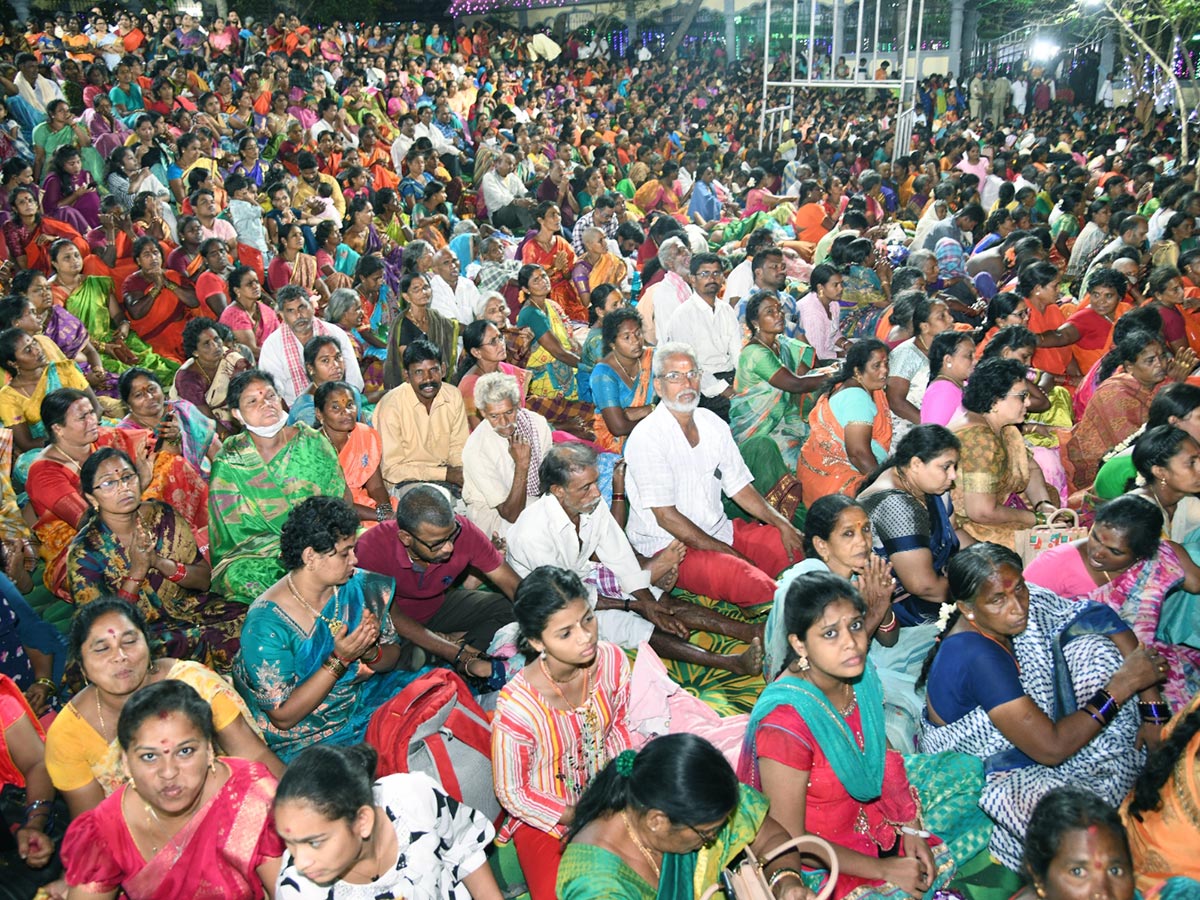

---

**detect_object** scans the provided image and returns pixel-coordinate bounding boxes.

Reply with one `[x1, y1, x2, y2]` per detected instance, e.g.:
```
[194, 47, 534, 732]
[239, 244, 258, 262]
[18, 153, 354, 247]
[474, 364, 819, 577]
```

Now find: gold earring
[796, 655, 810, 672]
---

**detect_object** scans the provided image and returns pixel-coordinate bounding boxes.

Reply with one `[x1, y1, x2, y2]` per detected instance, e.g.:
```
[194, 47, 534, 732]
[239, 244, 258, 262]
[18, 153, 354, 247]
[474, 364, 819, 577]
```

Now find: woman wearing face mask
[208, 369, 349, 604]
[273, 742, 504, 899]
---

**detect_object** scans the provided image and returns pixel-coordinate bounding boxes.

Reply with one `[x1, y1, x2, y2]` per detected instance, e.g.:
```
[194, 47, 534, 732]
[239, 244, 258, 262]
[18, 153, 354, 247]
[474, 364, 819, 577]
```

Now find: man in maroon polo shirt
[356, 483, 520, 674]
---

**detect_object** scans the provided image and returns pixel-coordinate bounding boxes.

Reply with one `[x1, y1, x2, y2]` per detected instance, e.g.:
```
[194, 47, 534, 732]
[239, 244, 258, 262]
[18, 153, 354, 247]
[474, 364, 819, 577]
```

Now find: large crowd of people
[0, 7, 1195, 900]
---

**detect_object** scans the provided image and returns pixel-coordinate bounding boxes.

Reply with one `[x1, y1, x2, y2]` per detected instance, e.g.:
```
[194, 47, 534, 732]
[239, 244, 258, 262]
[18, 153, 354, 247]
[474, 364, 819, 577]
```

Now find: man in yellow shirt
[373, 339, 468, 492]
[290, 151, 345, 219]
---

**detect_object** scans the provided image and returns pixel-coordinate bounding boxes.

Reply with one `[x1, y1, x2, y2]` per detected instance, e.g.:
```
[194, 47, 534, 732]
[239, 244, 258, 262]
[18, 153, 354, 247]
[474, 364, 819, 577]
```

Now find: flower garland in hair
[935, 602, 956, 634]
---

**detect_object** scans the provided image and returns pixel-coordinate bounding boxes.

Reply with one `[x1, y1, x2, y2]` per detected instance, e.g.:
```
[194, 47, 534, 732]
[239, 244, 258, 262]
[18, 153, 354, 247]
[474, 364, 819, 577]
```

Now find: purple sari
[82, 109, 130, 159]
[42, 171, 101, 232]
[43, 306, 118, 395]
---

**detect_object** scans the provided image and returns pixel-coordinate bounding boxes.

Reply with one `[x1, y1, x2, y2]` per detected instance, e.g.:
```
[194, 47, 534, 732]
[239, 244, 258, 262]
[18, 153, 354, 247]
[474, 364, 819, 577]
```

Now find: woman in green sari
[558, 734, 809, 900]
[48, 238, 177, 383]
[731, 290, 826, 469]
[208, 369, 349, 604]
[515, 263, 585, 401]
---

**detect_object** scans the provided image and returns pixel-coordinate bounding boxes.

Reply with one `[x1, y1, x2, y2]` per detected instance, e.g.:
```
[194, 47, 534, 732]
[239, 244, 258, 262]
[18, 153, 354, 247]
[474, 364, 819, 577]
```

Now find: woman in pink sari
[61, 678, 284, 900]
[1023, 494, 1200, 710]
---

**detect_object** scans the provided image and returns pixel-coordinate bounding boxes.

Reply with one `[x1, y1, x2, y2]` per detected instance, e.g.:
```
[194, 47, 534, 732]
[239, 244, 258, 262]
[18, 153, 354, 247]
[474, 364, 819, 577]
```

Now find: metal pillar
[948, 0, 965, 79]
[831, 0, 844, 65]
[758, 0, 923, 157]
[725, 0, 737, 62]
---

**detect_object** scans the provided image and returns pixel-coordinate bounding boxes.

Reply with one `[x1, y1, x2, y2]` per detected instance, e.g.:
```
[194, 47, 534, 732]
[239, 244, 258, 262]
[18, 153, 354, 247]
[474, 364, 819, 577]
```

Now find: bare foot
[725, 637, 764, 677]
[648, 540, 687, 585]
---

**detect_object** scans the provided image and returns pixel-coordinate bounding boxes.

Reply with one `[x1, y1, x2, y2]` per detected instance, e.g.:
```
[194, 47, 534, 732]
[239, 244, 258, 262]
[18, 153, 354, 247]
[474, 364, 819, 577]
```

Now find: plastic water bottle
[630, 268, 642, 305]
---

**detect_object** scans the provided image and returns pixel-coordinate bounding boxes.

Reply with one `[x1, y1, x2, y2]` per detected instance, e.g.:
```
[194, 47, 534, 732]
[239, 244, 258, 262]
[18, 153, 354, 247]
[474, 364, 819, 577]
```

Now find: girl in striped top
[491, 566, 634, 900]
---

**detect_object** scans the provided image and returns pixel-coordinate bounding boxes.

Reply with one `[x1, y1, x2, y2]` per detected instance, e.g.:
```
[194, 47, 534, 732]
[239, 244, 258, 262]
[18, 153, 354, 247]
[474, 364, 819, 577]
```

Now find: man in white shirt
[0, 53, 64, 134]
[310, 98, 358, 148]
[480, 152, 536, 233]
[507, 442, 762, 672]
[723, 228, 777, 308]
[635, 236, 691, 345]
[662, 253, 741, 421]
[462, 373, 552, 539]
[389, 115, 418, 173]
[432, 247, 479, 324]
[414, 102, 461, 178]
[259, 286, 364, 405]
[624, 342, 803, 611]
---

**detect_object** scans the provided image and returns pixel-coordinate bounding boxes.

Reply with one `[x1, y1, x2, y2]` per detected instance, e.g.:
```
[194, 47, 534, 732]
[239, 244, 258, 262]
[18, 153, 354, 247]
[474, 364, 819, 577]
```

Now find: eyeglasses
[410, 521, 462, 553]
[95, 472, 139, 493]
[1007, 390, 1031, 402]
[659, 370, 702, 384]
[685, 822, 722, 848]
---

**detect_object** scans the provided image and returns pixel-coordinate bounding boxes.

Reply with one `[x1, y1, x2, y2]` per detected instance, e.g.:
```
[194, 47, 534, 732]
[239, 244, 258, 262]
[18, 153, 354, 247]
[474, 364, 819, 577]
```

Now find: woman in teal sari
[731, 290, 825, 469]
[739, 571, 978, 900]
[558, 734, 810, 900]
[233, 496, 422, 762]
[208, 369, 349, 603]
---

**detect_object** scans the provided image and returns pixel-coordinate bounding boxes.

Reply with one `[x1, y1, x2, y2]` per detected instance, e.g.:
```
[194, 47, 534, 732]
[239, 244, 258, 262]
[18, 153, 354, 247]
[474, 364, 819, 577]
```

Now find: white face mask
[235, 410, 288, 439]
[242, 418, 288, 439]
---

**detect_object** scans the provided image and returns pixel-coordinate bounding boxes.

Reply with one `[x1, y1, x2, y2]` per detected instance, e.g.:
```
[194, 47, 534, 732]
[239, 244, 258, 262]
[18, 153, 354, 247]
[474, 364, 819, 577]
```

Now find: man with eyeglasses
[623, 342, 804, 613]
[356, 483, 518, 690]
[662, 252, 741, 421]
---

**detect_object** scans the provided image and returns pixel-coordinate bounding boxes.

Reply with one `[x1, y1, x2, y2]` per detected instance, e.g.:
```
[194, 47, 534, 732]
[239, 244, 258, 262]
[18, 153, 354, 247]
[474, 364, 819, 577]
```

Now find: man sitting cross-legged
[507, 442, 763, 674]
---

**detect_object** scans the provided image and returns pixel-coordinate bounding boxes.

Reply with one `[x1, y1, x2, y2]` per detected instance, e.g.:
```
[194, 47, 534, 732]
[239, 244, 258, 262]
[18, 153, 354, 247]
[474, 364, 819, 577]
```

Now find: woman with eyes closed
[43, 598, 281, 822]
[59, 678, 284, 899]
[740, 571, 959, 900]
[272, 743, 503, 900]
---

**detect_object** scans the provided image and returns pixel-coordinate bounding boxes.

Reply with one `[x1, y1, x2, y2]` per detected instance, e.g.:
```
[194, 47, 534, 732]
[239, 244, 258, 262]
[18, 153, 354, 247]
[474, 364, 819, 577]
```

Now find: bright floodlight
[1030, 38, 1061, 61]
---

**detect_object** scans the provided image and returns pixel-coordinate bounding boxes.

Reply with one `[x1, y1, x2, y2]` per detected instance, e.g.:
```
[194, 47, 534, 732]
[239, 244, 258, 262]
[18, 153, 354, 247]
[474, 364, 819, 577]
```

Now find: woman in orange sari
[1122, 692, 1200, 891]
[520, 202, 585, 322]
[1, 186, 91, 276]
[570, 225, 627, 310]
[121, 237, 201, 364]
[26, 388, 208, 599]
[632, 161, 685, 221]
[798, 339, 893, 506]
[313, 380, 389, 524]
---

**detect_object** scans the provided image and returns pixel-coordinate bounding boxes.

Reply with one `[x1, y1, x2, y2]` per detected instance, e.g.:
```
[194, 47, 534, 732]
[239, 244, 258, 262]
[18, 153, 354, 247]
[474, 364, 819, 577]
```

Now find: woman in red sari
[121, 236, 201, 363]
[1, 186, 90, 276]
[520, 202, 586, 322]
[26, 388, 208, 599]
[61, 678, 284, 900]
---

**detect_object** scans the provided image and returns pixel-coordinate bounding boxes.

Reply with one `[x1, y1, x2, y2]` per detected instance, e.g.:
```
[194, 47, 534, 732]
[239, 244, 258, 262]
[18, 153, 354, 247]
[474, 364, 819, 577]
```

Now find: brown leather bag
[699, 833, 840, 900]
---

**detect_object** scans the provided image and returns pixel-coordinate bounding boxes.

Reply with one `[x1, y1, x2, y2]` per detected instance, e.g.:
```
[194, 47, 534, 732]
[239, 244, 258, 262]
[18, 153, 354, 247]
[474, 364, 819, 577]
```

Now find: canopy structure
[758, 0, 926, 161]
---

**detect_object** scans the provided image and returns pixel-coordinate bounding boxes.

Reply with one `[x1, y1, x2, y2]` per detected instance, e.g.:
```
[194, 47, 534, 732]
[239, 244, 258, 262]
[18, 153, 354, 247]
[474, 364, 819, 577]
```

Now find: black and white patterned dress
[276, 772, 496, 899]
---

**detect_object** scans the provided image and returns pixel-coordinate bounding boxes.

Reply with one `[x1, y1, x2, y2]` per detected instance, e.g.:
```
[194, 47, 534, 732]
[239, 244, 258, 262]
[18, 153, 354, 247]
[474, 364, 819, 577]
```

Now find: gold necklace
[610, 352, 637, 381]
[285, 573, 345, 636]
[192, 356, 218, 383]
[754, 335, 779, 354]
[539, 654, 586, 705]
[622, 810, 661, 880]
